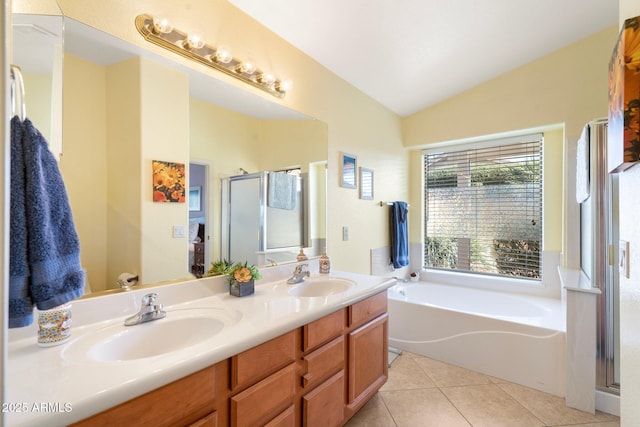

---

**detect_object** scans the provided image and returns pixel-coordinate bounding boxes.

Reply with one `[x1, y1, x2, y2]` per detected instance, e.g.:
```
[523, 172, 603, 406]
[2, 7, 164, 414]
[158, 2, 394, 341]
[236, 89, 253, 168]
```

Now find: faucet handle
[294, 264, 308, 274]
[141, 293, 158, 307]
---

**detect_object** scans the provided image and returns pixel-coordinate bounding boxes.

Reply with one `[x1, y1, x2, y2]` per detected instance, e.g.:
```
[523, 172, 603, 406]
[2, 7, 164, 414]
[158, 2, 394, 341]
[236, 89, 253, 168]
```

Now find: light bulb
[183, 33, 205, 50]
[257, 72, 275, 85]
[212, 47, 233, 64]
[152, 17, 173, 34]
[276, 79, 292, 92]
[235, 59, 256, 75]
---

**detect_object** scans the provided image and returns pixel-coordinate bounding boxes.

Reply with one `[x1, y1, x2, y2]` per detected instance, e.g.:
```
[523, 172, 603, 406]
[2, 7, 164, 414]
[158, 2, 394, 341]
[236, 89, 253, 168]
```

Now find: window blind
[423, 135, 543, 280]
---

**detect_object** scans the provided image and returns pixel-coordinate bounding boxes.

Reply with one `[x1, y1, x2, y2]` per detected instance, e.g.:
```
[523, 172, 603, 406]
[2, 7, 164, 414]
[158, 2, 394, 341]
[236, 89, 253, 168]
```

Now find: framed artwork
[608, 15, 640, 173]
[189, 186, 202, 211]
[152, 160, 186, 203]
[340, 152, 357, 189]
[359, 167, 374, 200]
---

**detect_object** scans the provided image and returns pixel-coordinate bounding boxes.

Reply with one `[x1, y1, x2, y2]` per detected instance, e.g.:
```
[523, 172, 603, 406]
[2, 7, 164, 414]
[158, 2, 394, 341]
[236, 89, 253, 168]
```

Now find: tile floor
[346, 351, 620, 427]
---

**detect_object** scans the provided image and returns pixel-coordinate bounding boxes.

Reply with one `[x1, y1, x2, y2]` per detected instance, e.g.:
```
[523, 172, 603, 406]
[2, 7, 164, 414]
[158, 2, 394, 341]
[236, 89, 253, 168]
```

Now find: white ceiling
[229, 0, 619, 117]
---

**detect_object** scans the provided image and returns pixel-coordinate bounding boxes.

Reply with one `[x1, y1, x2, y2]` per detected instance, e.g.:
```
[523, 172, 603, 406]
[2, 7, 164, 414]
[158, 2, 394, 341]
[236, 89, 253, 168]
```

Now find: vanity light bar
[135, 14, 290, 98]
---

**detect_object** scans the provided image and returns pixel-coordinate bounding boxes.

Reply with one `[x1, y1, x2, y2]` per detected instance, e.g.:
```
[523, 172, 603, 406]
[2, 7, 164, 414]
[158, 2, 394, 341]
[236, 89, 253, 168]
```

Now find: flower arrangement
[227, 261, 262, 284]
[227, 261, 261, 297]
[204, 260, 261, 297]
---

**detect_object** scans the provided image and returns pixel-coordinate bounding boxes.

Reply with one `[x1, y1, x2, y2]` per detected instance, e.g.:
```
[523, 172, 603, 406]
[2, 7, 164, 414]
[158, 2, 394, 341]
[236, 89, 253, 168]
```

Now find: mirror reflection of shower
[222, 164, 326, 267]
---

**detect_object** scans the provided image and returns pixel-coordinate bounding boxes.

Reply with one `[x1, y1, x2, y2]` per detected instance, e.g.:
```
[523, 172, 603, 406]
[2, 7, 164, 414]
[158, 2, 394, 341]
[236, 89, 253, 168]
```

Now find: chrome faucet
[124, 293, 166, 326]
[287, 263, 310, 284]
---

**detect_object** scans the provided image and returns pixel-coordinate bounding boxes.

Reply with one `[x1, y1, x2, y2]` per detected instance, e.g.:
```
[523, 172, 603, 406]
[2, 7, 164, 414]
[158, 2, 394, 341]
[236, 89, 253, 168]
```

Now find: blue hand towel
[9, 117, 85, 328]
[9, 116, 33, 327]
[390, 201, 409, 269]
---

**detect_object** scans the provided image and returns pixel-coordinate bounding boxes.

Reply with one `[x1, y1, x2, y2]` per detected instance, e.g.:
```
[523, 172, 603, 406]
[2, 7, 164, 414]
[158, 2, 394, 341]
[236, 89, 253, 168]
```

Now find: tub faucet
[124, 293, 166, 326]
[287, 263, 310, 284]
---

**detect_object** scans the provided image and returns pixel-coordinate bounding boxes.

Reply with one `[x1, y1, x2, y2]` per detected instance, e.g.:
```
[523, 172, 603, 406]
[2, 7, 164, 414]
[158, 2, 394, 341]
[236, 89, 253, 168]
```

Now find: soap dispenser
[297, 248, 308, 261]
[319, 249, 331, 274]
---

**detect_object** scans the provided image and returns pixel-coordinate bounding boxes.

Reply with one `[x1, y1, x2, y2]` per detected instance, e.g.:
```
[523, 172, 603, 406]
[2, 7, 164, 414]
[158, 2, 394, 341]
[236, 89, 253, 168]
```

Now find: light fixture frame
[135, 14, 287, 98]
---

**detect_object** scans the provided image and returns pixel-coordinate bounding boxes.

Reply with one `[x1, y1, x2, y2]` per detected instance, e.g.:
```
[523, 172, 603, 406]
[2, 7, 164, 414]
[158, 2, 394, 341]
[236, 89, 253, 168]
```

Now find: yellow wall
[403, 26, 618, 265]
[53, 0, 613, 280]
[22, 73, 51, 142]
[139, 57, 190, 284]
[60, 54, 107, 292]
[58, 0, 406, 275]
[105, 57, 143, 288]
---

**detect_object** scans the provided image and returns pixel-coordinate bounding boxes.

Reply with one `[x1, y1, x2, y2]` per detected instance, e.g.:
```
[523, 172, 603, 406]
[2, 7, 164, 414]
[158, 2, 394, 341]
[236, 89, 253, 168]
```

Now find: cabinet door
[302, 370, 345, 427]
[347, 314, 388, 412]
[231, 363, 296, 427]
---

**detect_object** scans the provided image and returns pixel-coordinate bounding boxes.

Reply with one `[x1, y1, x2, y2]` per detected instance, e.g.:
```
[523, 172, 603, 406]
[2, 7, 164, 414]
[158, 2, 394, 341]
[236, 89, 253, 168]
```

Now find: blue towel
[9, 117, 85, 328]
[9, 116, 32, 327]
[390, 201, 409, 269]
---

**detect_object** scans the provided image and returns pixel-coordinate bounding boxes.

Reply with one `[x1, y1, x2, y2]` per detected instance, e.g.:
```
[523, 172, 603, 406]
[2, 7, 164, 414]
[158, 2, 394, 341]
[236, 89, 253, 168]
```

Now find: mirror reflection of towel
[268, 172, 297, 210]
[576, 125, 590, 203]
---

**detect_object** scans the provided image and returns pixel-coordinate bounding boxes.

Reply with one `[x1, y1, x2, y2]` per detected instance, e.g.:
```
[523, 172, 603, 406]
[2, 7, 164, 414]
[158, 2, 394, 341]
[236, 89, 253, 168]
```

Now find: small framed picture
[340, 152, 357, 189]
[153, 160, 186, 203]
[189, 186, 202, 211]
[359, 167, 374, 200]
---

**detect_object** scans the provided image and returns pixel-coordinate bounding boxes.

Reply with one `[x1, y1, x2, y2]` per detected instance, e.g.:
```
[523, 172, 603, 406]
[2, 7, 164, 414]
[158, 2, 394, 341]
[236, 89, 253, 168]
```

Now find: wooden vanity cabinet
[72, 291, 388, 427]
[70, 364, 219, 427]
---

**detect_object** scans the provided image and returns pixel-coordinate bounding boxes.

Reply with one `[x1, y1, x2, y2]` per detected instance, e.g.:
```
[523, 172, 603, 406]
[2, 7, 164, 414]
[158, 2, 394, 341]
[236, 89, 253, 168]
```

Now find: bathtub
[388, 282, 566, 396]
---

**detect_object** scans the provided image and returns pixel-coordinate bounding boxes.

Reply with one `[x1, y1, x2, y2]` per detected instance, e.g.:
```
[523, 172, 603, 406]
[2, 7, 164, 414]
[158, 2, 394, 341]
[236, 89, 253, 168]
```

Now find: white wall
[618, 2, 640, 425]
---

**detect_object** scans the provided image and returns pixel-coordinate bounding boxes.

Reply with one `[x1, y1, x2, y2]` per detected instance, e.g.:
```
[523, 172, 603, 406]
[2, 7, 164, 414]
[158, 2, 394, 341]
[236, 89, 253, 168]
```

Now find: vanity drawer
[348, 291, 387, 329]
[71, 365, 216, 427]
[302, 335, 345, 389]
[231, 330, 296, 391]
[303, 308, 346, 351]
[231, 363, 296, 427]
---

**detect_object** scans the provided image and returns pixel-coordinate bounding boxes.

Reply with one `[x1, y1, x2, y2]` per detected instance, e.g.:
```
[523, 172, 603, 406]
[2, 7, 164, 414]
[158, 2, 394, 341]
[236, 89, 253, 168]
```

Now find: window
[423, 134, 543, 280]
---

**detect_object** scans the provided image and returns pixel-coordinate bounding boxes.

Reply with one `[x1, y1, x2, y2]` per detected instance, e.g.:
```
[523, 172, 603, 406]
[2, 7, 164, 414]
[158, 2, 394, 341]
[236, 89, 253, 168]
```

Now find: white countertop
[6, 267, 395, 426]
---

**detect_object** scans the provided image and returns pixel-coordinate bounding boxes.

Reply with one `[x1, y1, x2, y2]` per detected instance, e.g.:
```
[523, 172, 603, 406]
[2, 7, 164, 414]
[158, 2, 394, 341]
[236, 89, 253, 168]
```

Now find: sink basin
[64, 308, 237, 362]
[288, 277, 356, 298]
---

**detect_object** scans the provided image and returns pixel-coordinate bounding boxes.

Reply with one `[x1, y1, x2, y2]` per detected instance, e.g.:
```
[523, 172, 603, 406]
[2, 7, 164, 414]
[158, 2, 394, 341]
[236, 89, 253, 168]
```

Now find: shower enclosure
[221, 171, 308, 266]
[579, 118, 620, 395]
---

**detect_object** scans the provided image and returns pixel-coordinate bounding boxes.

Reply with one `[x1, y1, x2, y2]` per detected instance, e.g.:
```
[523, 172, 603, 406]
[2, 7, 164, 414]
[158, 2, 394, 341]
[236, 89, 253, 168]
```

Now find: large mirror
[14, 14, 328, 295]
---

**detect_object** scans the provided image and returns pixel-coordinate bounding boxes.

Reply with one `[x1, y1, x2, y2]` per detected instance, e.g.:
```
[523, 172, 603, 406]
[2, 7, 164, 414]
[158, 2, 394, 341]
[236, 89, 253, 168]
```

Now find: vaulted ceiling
[230, 0, 619, 117]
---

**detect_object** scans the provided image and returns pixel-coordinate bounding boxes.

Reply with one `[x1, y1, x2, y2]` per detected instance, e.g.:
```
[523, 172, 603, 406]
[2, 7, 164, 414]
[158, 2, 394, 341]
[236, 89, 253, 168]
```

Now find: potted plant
[204, 259, 234, 277]
[227, 261, 262, 297]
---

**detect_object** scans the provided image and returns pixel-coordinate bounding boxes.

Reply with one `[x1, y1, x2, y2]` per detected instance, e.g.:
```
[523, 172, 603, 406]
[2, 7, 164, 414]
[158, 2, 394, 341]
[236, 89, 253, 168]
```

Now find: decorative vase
[229, 278, 255, 297]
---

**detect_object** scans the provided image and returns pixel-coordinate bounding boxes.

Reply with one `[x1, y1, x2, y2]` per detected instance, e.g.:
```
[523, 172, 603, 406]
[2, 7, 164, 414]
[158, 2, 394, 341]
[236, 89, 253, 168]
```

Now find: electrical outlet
[619, 240, 630, 279]
[342, 226, 349, 241]
[173, 225, 186, 238]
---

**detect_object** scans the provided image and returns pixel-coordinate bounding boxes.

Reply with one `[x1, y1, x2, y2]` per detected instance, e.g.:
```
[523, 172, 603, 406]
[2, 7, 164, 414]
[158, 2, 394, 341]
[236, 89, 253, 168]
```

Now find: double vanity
[7, 265, 394, 426]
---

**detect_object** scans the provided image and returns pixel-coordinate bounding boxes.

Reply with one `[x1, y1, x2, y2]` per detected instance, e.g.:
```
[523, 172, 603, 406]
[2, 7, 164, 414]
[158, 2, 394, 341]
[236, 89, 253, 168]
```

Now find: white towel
[268, 172, 297, 210]
[576, 125, 590, 203]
